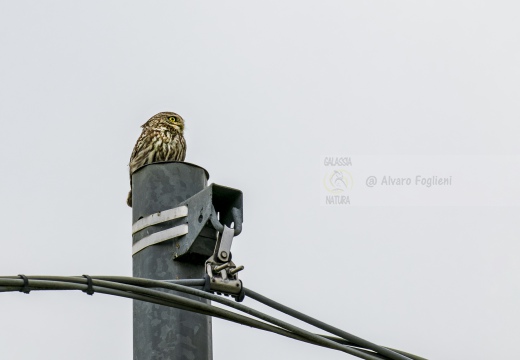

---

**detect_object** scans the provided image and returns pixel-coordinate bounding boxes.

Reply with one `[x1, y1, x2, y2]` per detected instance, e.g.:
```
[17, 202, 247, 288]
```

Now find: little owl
[127, 111, 187, 207]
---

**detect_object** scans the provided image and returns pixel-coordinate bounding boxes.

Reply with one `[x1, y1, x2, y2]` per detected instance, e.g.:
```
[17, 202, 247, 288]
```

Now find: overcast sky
[1, 2, 519, 359]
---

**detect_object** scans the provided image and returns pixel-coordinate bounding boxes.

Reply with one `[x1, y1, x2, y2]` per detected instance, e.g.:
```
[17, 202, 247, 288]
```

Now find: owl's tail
[127, 190, 133, 207]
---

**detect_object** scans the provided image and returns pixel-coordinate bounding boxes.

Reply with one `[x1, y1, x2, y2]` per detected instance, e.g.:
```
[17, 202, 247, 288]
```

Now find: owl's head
[143, 112, 185, 132]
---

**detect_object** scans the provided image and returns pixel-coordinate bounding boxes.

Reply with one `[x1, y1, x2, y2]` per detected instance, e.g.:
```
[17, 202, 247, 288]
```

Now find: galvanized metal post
[131, 162, 212, 360]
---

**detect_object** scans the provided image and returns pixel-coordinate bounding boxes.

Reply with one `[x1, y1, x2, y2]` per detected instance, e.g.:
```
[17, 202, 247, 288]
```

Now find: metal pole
[132, 162, 212, 360]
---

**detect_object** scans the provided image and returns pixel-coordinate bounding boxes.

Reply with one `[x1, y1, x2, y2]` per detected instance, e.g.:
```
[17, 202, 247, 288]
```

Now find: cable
[245, 288, 414, 360]
[163, 279, 205, 287]
[98, 276, 421, 359]
[0, 278, 321, 347]
[0, 276, 426, 360]
[0, 277, 384, 360]
[91, 276, 421, 359]
[320, 335, 427, 360]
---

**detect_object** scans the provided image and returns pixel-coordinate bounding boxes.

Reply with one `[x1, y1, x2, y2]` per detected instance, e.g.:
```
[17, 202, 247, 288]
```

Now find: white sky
[1, 2, 519, 359]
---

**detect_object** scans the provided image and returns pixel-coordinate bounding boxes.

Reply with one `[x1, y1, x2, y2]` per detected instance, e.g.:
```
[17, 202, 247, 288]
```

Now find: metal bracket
[204, 225, 245, 302]
[131, 184, 243, 260]
[176, 183, 243, 259]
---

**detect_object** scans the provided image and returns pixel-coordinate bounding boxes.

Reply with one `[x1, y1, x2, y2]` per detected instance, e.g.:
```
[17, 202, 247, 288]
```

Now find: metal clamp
[209, 205, 242, 236]
[204, 225, 245, 302]
[131, 183, 243, 260]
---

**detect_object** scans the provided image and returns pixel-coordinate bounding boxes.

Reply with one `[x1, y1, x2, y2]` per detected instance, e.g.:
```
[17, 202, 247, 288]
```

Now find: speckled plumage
[127, 112, 187, 207]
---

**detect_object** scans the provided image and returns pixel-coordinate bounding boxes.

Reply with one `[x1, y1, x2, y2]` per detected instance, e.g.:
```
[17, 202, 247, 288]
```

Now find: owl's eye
[168, 116, 176, 122]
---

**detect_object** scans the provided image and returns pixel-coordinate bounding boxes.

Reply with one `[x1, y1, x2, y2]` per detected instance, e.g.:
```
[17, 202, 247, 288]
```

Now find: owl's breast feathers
[129, 126, 186, 176]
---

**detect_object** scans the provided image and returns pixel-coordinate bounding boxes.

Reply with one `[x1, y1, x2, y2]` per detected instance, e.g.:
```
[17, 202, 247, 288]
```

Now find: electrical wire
[0, 276, 426, 360]
[91, 276, 423, 359]
[245, 288, 415, 360]
[320, 336, 428, 360]
[0, 276, 421, 359]
[96, 276, 422, 360]
[0, 277, 384, 360]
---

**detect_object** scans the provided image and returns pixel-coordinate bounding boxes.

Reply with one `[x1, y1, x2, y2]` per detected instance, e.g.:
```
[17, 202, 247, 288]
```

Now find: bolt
[220, 251, 228, 259]
[214, 263, 230, 272]
[229, 265, 244, 275]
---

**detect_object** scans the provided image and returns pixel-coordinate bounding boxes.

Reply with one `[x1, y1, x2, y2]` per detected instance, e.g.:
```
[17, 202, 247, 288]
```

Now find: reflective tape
[132, 205, 188, 234]
[132, 224, 188, 256]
